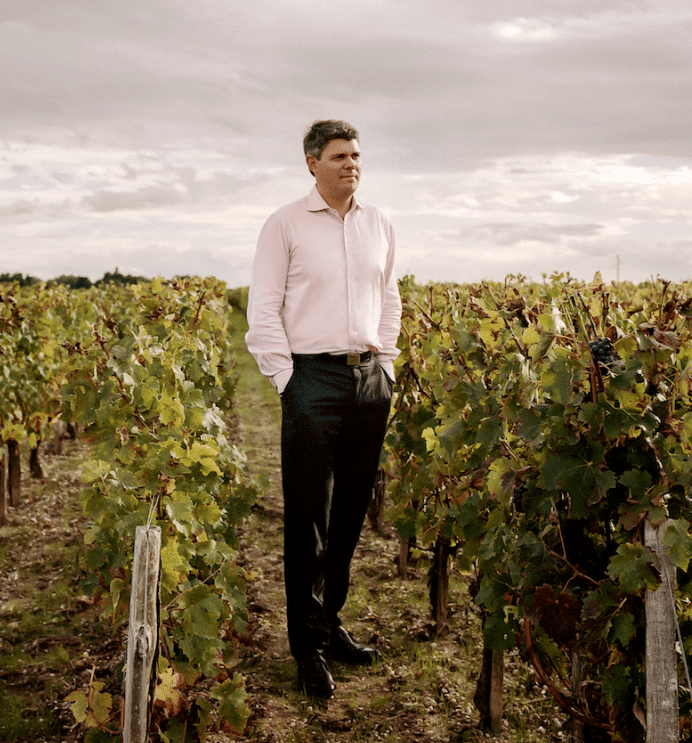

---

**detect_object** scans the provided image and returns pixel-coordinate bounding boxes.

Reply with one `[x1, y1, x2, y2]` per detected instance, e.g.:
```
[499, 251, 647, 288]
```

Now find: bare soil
[0, 438, 124, 743]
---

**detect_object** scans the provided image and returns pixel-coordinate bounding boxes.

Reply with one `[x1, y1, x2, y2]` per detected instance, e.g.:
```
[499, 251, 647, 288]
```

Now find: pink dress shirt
[245, 186, 402, 393]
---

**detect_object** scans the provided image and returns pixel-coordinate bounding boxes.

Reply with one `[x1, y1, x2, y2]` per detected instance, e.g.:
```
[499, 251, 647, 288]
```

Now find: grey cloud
[4, 0, 692, 166]
[79, 166, 275, 212]
[83, 185, 187, 213]
[0, 197, 73, 219]
[0, 150, 272, 221]
[0, 2, 252, 145]
[79, 167, 263, 212]
[604, 239, 692, 282]
[446, 222, 605, 246]
[0, 199, 40, 217]
[97, 244, 237, 282]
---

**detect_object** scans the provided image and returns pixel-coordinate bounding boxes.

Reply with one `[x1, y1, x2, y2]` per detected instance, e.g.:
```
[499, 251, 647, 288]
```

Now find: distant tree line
[0, 273, 42, 287]
[0, 269, 149, 289]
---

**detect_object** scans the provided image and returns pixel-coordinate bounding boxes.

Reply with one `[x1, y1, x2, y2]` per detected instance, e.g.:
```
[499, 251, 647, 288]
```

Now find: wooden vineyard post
[645, 518, 679, 743]
[398, 536, 410, 578]
[123, 525, 161, 743]
[488, 648, 503, 734]
[430, 535, 450, 636]
[474, 641, 503, 734]
[7, 439, 20, 507]
[0, 445, 6, 527]
[569, 653, 585, 743]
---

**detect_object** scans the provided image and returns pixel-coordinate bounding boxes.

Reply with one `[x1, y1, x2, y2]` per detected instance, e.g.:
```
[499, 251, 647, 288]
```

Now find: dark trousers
[280, 353, 392, 661]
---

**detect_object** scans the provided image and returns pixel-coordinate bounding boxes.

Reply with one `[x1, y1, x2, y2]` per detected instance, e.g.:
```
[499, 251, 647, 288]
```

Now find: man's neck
[316, 186, 353, 220]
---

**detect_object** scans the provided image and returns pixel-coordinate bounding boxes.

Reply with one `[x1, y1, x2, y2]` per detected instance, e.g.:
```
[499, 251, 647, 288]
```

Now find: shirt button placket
[343, 213, 356, 351]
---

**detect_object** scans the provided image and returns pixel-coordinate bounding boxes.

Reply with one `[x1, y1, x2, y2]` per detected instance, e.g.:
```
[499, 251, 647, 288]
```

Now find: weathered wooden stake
[0, 445, 7, 526]
[569, 653, 585, 743]
[29, 443, 44, 479]
[474, 642, 504, 734]
[398, 537, 410, 578]
[7, 439, 20, 507]
[430, 536, 450, 636]
[488, 647, 503, 733]
[123, 525, 161, 743]
[645, 518, 679, 743]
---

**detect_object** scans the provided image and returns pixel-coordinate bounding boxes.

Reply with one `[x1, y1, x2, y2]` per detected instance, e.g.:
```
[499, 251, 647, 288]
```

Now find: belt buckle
[346, 352, 361, 365]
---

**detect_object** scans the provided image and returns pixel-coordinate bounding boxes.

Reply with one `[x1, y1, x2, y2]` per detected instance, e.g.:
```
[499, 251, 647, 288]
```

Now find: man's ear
[306, 154, 318, 176]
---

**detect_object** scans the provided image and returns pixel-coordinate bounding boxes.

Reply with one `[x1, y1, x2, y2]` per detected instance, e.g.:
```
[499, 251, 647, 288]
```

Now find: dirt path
[230, 334, 424, 742]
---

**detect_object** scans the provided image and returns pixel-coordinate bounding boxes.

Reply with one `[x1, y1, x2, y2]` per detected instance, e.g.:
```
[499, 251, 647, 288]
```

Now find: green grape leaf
[619, 469, 653, 497]
[601, 664, 637, 707]
[607, 543, 658, 593]
[609, 611, 637, 647]
[211, 674, 250, 734]
[540, 357, 573, 405]
[476, 416, 503, 448]
[662, 519, 692, 571]
[181, 587, 223, 638]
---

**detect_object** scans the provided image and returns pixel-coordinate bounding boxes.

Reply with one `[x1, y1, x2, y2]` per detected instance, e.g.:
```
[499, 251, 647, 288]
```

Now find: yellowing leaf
[154, 666, 187, 718]
[422, 427, 437, 452]
[88, 682, 112, 726]
[521, 325, 541, 346]
[65, 690, 88, 723]
[161, 540, 189, 591]
[479, 317, 505, 347]
[159, 392, 185, 426]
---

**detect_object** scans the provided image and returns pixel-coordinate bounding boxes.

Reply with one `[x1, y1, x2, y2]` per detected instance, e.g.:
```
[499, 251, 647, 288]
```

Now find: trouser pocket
[355, 357, 392, 406]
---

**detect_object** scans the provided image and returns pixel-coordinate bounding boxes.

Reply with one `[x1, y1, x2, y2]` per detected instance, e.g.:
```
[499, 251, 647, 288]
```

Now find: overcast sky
[2, 0, 692, 287]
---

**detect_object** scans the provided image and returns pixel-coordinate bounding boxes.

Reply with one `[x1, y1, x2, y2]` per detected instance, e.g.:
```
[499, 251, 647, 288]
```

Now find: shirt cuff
[272, 368, 294, 395]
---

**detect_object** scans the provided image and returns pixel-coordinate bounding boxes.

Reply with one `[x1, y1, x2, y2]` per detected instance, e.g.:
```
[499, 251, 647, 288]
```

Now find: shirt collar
[306, 184, 361, 213]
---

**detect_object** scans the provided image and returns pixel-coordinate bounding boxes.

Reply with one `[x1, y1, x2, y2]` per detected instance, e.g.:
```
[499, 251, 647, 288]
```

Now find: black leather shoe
[297, 654, 336, 699]
[326, 626, 381, 666]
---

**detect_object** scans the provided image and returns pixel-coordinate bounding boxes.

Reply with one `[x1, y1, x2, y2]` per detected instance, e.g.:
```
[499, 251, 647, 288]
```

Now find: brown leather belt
[311, 352, 373, 365]
[344, 352, 371, 365]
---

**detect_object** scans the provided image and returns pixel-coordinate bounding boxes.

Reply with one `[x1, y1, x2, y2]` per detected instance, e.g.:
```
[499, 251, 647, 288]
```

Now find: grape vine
[385, 273, 692, 740]
[57, 276, 258, 740]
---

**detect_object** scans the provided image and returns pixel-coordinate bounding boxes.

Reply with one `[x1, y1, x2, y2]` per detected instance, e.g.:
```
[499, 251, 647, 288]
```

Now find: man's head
[303, 120, 361, 205]
[303, 120, 359, 175]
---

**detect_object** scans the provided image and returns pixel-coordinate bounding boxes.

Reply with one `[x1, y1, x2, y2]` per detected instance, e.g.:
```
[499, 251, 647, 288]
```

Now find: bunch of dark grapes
[589, 336, 618, 368]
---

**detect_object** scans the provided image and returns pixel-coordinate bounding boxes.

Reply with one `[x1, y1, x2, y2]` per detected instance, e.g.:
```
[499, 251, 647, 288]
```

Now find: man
[245, 120, 401, 698]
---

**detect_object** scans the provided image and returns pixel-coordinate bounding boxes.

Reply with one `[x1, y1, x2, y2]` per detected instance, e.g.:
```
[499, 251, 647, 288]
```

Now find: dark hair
[303, 120, 359, 162]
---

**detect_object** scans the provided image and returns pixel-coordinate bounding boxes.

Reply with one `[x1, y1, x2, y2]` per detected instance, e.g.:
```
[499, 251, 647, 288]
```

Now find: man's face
[307, 138, 361, 200]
